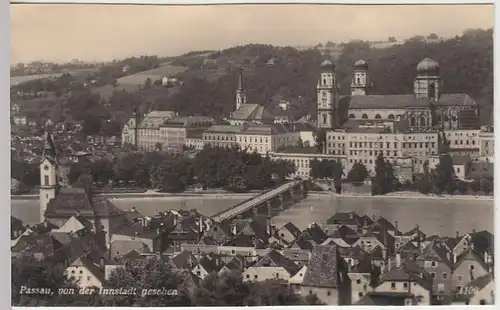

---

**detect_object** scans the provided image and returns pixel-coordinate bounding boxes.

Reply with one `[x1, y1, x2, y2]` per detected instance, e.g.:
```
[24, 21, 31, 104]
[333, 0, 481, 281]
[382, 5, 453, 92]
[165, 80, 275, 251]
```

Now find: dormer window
[44, 165, 49, 171]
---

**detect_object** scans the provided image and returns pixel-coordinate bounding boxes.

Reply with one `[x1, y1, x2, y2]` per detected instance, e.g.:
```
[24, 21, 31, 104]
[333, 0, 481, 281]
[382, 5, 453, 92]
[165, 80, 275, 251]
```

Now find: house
[290, 234, 314, 250]
[416, 240, 454, 300]
[300, 245, 351, 305]
[348, 255, 375, 304]
[65, 250, 112, 288]
[204, 222, 233, 245]
[352, 229, 393, 259]
[395, 226, 426, 249]
[338, 246, 366, 268]
[322, 225, 359, 247]
[218, 256, 246, 275]
[303, 223, 328, 245]
[452, 249, 490, 294]
[372, 262, 433, 305]
[458, 273, 495, 305]
[451, 154, 471, 180]
[275, 222, 302, 245]
[324, 212, 362, 231]
[170, 250, 198, 270]
[181, 271, 201, 300]
[242, 250, 299, 282]
[355, 291, 420, 305]
[289, 265, 308, 287]
[109, 239, 150, 259]
[192, 255, 220, 279]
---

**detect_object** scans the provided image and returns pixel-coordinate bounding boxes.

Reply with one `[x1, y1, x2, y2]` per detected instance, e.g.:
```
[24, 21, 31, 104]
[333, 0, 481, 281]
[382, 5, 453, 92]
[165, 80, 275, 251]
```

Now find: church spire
[235, 67, 247, 111]
[238, 67, 244, 90]
[42, 122, 57, 161]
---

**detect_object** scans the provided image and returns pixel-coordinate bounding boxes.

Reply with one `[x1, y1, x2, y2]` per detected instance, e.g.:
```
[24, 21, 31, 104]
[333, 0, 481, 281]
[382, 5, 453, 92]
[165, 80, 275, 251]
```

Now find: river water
[11, 194, 493, 237]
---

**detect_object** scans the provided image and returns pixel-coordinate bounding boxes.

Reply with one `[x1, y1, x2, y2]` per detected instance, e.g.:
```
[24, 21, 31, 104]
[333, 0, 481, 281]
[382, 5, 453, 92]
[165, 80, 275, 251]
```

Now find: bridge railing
[212, 180, 302, 221]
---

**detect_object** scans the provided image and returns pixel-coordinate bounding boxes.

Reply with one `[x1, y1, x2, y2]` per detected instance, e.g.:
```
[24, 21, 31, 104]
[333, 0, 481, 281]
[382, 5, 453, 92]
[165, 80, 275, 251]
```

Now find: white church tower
[235, 68, 247, 111]
[39, 125, 59, 223]
[350, 59, 370, 96]
[317, 60, 339, 129]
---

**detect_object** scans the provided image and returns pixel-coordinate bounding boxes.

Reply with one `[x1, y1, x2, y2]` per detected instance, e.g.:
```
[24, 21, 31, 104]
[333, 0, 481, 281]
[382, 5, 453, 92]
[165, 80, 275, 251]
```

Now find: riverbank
[309, 191, 494, 201]
[11, 191, 493, 201]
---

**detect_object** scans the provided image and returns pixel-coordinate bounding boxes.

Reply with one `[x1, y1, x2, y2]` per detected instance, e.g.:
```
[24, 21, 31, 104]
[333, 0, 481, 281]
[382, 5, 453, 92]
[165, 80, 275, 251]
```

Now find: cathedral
[317, 57, 480, 131]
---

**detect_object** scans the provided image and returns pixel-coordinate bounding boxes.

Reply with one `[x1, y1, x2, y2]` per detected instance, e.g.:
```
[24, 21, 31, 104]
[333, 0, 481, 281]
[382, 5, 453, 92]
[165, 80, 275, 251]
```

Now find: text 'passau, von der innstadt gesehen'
[19, 286, 178, 297]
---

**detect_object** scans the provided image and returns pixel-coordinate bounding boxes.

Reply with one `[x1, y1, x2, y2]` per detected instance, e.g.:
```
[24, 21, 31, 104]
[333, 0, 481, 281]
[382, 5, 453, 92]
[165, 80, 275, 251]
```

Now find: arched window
[323, 79, 327, 85]
[375, 114, 381, 119]
[410, 116, 416, 127]
[323, 114, 327, 124]
[388, 114, 395, 120]
[362, 114, 368, 119]
[436, 115, 442, 123]
[357, 77, 360, 84]
[349, 114, 355, 119]
[419, 116, 426, 127]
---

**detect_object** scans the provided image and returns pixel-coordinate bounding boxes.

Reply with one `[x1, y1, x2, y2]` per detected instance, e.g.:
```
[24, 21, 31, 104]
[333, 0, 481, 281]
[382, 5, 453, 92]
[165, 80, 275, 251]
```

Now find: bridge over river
[211, 180, 309, 222]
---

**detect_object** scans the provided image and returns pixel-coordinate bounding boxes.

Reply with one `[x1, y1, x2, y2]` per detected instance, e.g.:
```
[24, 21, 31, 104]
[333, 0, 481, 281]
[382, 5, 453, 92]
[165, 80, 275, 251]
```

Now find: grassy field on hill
[117, 63, 188, 86]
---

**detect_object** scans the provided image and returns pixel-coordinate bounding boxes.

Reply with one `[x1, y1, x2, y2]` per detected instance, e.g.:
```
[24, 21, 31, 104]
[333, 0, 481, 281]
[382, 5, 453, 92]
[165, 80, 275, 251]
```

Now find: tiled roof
[326, 212, 361, 226]
[418, 240, 453, 268]
[338, 245, 366, 259]
[171, 250, 198, 270]
[279, 222, 302, 239]
[254, 250, 300, 276]
[110, 240, 149, 259]
[197, 255, 219, 273]
[379, 262, 433, 291]
[292, 235, 314, 250]
[341, 93, 475, 110]
[303, 224, 328, 245]
[302, 245, 339, 288]
[45, 187, 124, 218]
[230, 104, 274, 122]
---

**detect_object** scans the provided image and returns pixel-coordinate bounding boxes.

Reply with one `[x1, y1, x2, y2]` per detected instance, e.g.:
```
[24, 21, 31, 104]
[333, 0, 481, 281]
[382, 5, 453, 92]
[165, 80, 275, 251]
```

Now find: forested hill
[165, 28, 493, 124]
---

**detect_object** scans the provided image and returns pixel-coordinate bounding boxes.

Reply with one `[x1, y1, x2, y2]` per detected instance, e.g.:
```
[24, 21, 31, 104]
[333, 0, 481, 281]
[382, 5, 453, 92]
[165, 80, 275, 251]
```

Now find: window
[431, 272, 436, 279]
[470, 265, 475, 270]
[403, 282, 408, 289]
[356, 279, 361, 284]
[196, 271, 201, 276]
[375, 114, 381, 119]
[349, 114, 355, 118]
[388, 114, 395, 120]
[254, 275, 258, 279]
[391, 282, 396, 289]
[431, 261, 437, 267]
[442, 272, 448, 279]
[44, 175, 49, 186]
[480, 300, 486, 305]
[80, 270, 83, 274]
[87, 276, 91, 281]
[246, 274, 250, 278]
[410, 116, 416, 127]
[327, 291, 331, 296]
[457, 275, 463, 281]
[362, 114, 368, 119]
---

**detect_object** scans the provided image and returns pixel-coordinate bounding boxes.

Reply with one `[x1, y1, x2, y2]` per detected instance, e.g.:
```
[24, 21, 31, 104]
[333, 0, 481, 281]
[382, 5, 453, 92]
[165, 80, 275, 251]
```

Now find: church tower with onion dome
[39, 122, 59, 223]
[350, 59, 371, 96]
[317, 59, 339, 129]
[414, 57, 442, 101]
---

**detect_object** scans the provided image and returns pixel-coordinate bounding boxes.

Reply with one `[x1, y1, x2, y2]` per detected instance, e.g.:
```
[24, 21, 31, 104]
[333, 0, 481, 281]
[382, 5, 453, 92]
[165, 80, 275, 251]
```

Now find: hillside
[12, 29, 493, 128]
[161, 29, 493, 124]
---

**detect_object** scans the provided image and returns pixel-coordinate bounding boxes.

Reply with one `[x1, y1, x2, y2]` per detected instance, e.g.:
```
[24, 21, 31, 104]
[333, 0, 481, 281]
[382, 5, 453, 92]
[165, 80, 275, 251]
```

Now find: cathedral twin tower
[316, 59, 370, 130]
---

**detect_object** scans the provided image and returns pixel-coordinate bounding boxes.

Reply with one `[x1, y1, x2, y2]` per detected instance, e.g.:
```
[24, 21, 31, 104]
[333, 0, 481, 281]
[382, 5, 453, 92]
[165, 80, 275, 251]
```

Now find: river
[11, 193, 493, 238]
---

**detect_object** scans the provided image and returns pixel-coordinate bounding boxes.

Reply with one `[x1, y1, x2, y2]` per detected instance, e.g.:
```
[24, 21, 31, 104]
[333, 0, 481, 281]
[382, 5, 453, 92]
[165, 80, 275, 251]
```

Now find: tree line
[12, 255, 323, 306]
[308, 152, 493, 196]
[69, 146, 296, 193]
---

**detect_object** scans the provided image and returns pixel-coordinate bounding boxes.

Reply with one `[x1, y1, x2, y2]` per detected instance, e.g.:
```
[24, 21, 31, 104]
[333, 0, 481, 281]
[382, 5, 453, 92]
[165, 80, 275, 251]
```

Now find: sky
[11, 4, 494, 64]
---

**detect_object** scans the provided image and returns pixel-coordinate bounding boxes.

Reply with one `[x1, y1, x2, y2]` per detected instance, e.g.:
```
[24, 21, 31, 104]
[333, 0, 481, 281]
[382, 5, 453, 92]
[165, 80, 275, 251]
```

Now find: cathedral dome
[320, 60, 335, 71]
[416, 58, 440, 75]
[354, 59, 368, 70]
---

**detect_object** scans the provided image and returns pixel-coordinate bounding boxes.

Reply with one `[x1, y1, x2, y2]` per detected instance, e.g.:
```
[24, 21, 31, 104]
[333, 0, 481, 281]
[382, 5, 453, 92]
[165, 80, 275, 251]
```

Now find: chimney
[484, 252, 488, 264]
[349, 213, 354, 220]
[231, 224, 237, 236]
[396, 253, 401, 268]
[100, 258, 105, 269]
[472, 229, 476, 235]
[453, 253, 457, 264]
[372, 214, 376, 221]
[395, 221, 398, 230]
[198, 215, 204, 233]
[76, 210, 81, 217]
[131, 206, 137, 213]
[456, 231, 460, 238]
